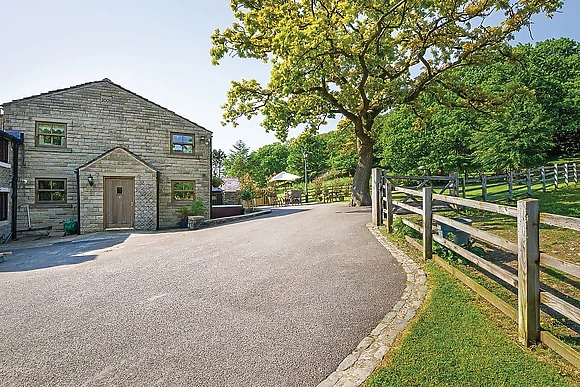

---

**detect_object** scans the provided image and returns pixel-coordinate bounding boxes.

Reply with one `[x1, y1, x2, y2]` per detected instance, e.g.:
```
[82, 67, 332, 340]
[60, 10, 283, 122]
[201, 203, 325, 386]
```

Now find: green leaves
[212, 0, 563, 204]
[213, 0, 561, 134]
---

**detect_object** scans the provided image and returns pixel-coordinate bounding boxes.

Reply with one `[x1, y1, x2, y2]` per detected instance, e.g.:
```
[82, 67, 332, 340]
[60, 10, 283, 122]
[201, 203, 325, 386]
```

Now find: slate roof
[220, 178, 241, 192]
[2, 78, 211, 134]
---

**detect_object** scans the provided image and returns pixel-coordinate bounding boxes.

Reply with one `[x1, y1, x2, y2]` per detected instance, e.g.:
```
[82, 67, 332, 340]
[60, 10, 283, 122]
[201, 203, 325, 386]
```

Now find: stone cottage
[0, 127, 24, 241]
[220, 178, 242, 205]
[1, 79, 211, 234]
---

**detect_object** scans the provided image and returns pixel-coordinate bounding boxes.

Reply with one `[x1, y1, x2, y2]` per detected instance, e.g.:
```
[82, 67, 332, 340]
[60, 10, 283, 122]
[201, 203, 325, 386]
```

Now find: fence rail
[371, 168, 580, 368]
[400, 161, 578, 203]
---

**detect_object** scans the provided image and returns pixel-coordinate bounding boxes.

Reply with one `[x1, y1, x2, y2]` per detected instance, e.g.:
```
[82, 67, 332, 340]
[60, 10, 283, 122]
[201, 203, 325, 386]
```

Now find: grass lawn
[366, 263, 575, 387]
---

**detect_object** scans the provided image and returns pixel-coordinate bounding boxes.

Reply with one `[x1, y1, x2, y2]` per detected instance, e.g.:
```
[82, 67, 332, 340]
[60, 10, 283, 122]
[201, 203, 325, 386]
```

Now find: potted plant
[212, 176, 223, 188]
[178, 205, 192, 228]
[187, 199, 206, 230]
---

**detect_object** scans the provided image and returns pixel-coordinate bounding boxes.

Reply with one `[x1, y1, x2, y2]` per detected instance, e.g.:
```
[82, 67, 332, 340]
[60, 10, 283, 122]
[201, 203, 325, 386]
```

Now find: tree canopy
[211, 0, 562, 205]
[375, 38, 579, 176]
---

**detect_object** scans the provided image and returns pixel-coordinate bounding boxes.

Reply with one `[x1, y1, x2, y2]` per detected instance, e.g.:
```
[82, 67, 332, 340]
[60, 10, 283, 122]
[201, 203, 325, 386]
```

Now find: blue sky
[1, 1, 578, 153]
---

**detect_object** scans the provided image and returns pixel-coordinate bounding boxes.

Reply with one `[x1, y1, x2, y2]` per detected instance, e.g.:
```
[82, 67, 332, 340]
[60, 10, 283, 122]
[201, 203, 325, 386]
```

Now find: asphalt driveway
[0, 203, 405, 386]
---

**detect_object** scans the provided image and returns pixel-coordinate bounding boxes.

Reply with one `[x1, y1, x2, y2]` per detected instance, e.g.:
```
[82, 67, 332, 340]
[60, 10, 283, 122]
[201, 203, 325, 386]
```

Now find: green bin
[63, 219, 78, 235]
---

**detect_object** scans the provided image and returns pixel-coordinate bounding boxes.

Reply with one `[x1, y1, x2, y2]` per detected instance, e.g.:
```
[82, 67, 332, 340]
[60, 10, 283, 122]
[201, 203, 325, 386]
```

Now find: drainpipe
[209, 135, 213, 218]
[11, 139, 20, 240]
[156, 171, 160, 230]
[75, 169, 81, 235]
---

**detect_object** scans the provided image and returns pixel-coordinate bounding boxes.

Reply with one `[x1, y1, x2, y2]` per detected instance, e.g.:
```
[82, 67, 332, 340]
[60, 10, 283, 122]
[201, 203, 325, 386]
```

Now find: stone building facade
[1, 79, 211, 233]
[0, 130, 23, 241]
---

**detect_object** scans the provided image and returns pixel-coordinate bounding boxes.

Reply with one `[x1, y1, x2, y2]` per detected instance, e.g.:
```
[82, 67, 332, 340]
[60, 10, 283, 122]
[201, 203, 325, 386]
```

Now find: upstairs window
[171, 133, 194, 154]
[172, 180, 196, 201]
[36, 122, 66, 147]
[36, 179, 66, 203]
[0, 138, 8, 163]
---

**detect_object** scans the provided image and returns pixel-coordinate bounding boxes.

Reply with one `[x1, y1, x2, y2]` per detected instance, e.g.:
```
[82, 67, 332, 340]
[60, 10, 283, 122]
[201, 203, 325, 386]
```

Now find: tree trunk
[351, 135, 374, 206]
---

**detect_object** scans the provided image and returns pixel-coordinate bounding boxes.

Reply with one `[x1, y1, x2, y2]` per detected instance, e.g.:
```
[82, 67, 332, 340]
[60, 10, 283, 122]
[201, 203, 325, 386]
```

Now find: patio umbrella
[268, 171, 301, 182]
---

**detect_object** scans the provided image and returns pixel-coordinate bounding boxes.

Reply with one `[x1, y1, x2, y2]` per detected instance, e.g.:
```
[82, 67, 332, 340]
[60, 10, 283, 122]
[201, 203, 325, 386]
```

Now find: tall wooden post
[422, 187, 433, 260]
[574, 163, 578, 185]
[451, 172, 459, 197]
[517, 199, 540, 346]
[564, 163, 569, 186]
[372, 168, 383, 226]
[541, 166, 546, 193]
[385, 183, 393, 233]
[508, 171, 514, 201]
[526, 169, 532, 196]
[554, 164, 558, 189]
[482, 175, 488, 202]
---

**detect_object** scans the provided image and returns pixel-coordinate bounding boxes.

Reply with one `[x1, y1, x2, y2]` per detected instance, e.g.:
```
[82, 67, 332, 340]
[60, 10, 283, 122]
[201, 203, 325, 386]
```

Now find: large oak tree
[211, 0, 562, 206]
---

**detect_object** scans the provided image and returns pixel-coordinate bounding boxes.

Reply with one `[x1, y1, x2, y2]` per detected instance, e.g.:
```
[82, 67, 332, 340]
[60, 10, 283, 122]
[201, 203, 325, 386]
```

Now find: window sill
[32, 203, 73, 208]
[29, 146, 72, 153]
[167, 153, 201, 159]
[0, 161, 10, 169]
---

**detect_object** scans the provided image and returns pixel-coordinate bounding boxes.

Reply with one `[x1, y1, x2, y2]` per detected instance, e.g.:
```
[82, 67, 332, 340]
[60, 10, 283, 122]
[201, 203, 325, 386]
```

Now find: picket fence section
[371, 168, 580, 368]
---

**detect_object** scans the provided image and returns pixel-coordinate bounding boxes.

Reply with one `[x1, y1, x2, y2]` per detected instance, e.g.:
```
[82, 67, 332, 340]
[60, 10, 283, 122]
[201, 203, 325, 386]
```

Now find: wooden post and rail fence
[371, 167, 580, 367]
[383, 161, 578, 204]
[465, 161, 577, 202]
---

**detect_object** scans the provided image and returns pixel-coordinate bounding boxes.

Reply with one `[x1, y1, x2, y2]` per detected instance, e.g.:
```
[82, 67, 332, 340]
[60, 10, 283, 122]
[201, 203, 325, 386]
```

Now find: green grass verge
[367, 263, 574, 387]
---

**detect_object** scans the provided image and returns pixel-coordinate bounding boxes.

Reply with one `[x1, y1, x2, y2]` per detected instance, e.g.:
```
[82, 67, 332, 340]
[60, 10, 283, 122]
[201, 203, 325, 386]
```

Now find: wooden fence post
[508, 171, 514, 201]
[541, 166, 546, 193]
[372, 168, 383, 226]
[574, 163, 578, 185]
[482, 175, 487, 202]
[554, 164, 558, 189]
[422, 187, 433, 260]
[564, 163, 569, 186]
[386, 183, 393, 234]
[526, 169, 532, 196]
[517, 198, 540, 346]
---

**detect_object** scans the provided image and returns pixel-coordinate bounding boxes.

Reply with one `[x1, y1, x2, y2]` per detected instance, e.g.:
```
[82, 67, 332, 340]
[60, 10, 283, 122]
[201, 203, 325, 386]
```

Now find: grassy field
[371, 185, 580, 385]
[367, 263, 576, 387]
[452, 186, 580, 341]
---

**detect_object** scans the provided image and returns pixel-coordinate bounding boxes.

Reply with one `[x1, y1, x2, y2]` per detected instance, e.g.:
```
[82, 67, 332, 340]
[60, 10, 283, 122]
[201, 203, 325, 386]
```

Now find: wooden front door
[105, 178, 134, 229]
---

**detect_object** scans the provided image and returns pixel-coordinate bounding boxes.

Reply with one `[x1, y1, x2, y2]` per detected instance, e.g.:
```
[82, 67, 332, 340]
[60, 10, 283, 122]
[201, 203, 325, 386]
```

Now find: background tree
[286, 130, 328, 179]
[223, 140, 252, 178]
[471, 94, 552, 171]
[211, 0, 562, 205]
[513, 38, 580, 156]
[247, 142, 289, 186]
[321, 121, 358, 177]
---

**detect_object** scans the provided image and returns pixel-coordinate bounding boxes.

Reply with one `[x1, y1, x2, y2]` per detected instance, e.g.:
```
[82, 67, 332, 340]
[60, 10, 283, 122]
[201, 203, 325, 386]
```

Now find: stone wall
[2, 80, 211, 232]
[223, 192, 240, 205]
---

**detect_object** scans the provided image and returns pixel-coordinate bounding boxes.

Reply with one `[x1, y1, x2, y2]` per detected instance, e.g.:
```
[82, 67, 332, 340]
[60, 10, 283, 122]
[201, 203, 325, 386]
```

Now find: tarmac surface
[0, 203, 405, 386]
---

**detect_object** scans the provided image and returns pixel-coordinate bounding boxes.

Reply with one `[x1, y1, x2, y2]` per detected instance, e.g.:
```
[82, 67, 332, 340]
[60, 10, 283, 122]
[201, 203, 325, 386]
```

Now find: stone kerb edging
[202, 209, 272, 228]
[317, 225, 428, 387]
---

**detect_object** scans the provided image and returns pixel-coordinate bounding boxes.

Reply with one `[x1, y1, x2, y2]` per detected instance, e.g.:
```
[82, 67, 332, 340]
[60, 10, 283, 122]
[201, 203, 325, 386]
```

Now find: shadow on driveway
[264, 206, 310, 217]
[0, 207, 310, 273]
[0, 235, 129, 273]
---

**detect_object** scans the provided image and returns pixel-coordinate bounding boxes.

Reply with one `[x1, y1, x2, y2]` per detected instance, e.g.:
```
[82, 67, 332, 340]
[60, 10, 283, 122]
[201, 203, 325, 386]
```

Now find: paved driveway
[0, 203, 405, 386]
